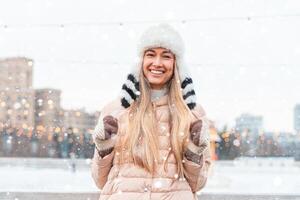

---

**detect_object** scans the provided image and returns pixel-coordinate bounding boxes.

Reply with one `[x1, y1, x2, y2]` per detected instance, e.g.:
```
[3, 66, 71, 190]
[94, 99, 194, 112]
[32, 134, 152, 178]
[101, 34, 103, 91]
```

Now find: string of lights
[1, 13, 300, 29]
[35, 59, 300, 67]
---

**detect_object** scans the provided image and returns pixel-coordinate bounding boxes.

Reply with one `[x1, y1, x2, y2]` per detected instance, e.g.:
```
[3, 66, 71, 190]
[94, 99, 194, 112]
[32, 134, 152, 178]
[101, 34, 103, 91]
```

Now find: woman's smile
[150, 69, 164, 75]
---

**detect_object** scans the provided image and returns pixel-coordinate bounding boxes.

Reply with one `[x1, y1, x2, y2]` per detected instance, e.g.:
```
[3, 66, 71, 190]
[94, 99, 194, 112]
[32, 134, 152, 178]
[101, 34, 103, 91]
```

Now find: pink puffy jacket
[91, 95, 211, 200]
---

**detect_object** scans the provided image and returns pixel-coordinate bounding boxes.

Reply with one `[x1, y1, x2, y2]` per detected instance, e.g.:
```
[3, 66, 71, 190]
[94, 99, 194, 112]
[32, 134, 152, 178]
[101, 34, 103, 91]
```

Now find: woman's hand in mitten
[189, 119, 203, 146]
[102, 115, 118, 140]
[93, 115, 118, 157]
[185, 119, 207, 164]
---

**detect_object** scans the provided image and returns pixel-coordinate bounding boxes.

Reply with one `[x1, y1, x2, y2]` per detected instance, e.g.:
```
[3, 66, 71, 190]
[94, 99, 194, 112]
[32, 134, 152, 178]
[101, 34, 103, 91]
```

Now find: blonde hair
[116, 62, 193, 177]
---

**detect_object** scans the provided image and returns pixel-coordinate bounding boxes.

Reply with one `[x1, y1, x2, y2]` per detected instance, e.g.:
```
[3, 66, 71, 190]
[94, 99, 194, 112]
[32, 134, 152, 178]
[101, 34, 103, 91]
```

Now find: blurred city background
[0, 58, 96, 159]
[0, 57, 300, 160]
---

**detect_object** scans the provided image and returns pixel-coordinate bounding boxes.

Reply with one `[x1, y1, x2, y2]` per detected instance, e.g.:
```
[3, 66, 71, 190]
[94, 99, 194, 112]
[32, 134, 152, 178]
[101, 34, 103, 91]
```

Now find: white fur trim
[133, 23, 192, 87]
[187, 140, 208, 155]
[176, 59, 190, 81]
[137, 24, 185, 60]
[120, 89, 134, 104]
[93, 116, 105, 140]
[125, 79, 137, 93]
[200, 118, 210, 146]
[182, 82, 195, 95]
[130, 60, 142, 78]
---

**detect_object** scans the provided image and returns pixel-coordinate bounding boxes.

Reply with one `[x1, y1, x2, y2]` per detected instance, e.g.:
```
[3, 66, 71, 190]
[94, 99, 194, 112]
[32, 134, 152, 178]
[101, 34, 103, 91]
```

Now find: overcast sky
[1, 0, 300, 132]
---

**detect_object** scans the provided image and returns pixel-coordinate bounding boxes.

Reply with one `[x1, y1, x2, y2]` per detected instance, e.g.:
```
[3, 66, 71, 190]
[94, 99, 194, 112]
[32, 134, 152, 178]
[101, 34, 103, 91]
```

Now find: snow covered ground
[204, 157, 300, 195]
[0, 157, 299, 195]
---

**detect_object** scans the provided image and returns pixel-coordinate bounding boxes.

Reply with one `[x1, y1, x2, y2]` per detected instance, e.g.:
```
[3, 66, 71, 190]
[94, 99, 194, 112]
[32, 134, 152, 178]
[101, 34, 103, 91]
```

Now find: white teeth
[150, 70, 163, 74]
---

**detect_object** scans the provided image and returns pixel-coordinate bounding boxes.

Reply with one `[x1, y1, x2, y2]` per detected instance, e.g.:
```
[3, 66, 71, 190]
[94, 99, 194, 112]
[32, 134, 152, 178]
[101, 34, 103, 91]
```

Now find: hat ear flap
[175, 61, 197, 110]
[120, 73, 140, 108]
[120, 72, 197, 110]
[181, 76, 197, 110]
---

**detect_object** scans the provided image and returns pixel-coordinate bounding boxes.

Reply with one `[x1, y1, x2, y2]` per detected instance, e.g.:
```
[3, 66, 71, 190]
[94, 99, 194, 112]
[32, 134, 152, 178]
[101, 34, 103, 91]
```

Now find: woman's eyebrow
[162, 50, 172, 54]
[145, 50, 155, 53]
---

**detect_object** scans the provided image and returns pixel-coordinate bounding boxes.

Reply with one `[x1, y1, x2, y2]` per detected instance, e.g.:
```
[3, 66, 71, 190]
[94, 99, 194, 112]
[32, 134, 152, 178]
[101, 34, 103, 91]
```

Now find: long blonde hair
[116, 63, 193, 177]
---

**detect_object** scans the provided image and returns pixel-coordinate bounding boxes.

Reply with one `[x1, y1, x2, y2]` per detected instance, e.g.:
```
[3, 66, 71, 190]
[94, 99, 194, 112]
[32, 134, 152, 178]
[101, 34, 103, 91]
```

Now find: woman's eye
[163, 55, 171, 59]
[146, 53, 154, 57]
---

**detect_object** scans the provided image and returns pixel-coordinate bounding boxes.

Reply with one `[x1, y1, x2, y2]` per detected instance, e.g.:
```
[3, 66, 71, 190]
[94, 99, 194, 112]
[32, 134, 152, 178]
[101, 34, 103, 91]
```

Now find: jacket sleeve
[183, 143, 211, 192]
[91, 149, 114, 189]
[90, 99, 123, 190]
[183, 104, 212, 193]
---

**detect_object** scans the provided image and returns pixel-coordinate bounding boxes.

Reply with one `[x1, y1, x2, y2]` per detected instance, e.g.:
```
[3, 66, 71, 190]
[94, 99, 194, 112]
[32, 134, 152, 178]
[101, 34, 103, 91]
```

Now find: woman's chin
[148, 80, 163, 86]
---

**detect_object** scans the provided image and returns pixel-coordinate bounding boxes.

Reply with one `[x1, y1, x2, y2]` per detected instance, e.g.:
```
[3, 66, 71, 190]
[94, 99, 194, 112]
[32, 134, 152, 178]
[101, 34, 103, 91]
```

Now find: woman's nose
[153, 56, 163, 66]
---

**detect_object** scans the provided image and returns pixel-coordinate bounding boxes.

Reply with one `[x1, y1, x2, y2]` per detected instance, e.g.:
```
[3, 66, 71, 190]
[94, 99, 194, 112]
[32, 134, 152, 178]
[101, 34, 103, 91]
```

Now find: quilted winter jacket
[91, 95, 211, 200]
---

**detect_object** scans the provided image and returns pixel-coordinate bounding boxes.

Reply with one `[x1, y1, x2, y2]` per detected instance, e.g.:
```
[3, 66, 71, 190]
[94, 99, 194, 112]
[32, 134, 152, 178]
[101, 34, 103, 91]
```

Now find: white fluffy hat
[120, 23, 197, 110]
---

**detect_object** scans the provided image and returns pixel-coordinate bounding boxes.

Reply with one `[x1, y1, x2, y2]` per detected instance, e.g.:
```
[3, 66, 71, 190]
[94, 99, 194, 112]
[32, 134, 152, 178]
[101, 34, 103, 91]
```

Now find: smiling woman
[143, 48, 175, 90]
[91, 24, 211, 200]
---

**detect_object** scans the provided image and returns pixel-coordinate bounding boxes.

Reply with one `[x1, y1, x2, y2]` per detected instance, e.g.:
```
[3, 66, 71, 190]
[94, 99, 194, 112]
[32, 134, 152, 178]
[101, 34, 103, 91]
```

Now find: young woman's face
[142, 47, 175, 90]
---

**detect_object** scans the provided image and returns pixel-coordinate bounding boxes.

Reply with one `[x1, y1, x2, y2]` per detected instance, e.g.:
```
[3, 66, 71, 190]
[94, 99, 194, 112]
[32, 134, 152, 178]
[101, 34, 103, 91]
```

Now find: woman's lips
[150, 69, 164, 74]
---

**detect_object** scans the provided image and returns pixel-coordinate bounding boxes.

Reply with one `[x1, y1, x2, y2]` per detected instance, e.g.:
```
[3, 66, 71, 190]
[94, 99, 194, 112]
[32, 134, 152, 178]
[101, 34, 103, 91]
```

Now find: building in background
[60, 109, 97, 158]
[0, 57, 98, 158]
[0, 57, 35, 131]
[294, 104, 300, 134]
[34, 88, 62, 133]
[63, 109, 97, 135]
[235, 113, 263, 135]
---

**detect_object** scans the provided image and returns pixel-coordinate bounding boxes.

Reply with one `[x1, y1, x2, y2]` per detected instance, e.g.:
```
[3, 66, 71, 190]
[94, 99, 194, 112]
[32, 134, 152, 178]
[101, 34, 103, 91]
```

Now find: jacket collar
[152, 94, 168, 107]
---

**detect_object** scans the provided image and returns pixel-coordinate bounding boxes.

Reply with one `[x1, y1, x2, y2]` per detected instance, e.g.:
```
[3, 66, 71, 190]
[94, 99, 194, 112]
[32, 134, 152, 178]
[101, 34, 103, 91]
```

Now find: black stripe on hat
[127, 74, 137, 83]
[122, 84, 137, 100]
[183, 90, 195, 100]
[187, 102, 196, 110]
[181, 77, 193, 89]
[135, 82, 140, 92]
[127, 74, 139, 91]
[121, 97, 130, 108]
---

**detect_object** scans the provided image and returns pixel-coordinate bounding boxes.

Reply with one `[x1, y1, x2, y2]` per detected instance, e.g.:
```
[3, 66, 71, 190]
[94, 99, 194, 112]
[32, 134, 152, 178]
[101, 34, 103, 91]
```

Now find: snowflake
[233, 139, 240, 147]
[179, 177, 186, 181]
[37, 99, 43, 106]
[85, 159, 91, 165]
[48, 99, 53, 105]
[13, 102, 21, 109]
[160, 125, 166, 131]
[153, 180, 163, 188]
[21, 98, 27, 104]
[174, 173, 178, 179]
[117, 190, 122, 194]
